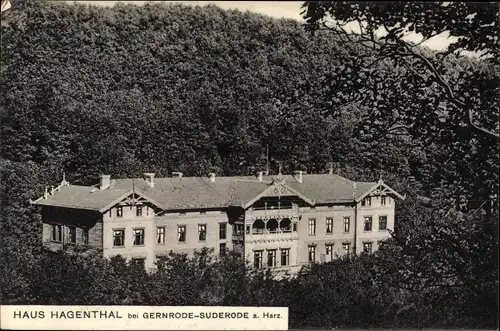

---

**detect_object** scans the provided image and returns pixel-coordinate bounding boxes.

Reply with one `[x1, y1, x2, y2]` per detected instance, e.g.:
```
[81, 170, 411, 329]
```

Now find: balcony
[246, 229, 298, 241]
[247, 203, 299, 219]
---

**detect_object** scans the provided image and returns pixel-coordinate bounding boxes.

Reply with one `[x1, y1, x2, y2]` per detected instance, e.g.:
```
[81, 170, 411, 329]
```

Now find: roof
[31, 173, 404, 212]
[32, 185, 131, 211]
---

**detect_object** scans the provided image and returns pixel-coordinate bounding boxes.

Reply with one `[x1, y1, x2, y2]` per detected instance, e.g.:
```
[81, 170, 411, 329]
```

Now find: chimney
[209, 173, 216, 182]
[329, 167, 334, 175]
[293, 170, 303, 183]
[44, 187, 49, 199]
[353, 182, 357, 199]
[50, 186, 54, 196]
[257, 171, 263, 182]
[172, 172, 183, 178]
[100, 175, 111, 190]
[144, 173, 155, 187]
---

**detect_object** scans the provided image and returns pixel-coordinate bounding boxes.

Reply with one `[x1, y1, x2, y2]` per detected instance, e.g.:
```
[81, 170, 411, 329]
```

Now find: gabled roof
[31, 173, 405, 212]
[98, 189, 165, 213]
[355, 179, 406, 202]
[31, 185, 130, 211]
[231, 178, 315, 208]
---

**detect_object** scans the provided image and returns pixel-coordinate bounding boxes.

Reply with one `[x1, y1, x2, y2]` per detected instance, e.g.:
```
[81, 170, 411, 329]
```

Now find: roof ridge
[234, 179, 271, 184]
[326, 174, 353, 184]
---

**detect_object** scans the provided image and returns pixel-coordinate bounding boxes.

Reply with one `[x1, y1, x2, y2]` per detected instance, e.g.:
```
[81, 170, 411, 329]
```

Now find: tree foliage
[302, 1, 500, 140]
[0, 1, 498, 328]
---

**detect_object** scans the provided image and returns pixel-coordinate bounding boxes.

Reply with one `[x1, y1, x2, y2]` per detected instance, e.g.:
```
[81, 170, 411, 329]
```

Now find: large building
[31, 170, 405, 274]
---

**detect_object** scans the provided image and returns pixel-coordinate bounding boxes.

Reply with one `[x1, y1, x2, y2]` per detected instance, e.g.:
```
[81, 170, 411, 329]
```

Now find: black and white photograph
[0, 1, 498, 330]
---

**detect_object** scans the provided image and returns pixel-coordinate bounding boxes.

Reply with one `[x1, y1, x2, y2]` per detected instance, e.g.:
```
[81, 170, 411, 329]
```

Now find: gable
[240, 177, 314, 209]
[98, 190, 165, 213]
[355, 179, 405, 202]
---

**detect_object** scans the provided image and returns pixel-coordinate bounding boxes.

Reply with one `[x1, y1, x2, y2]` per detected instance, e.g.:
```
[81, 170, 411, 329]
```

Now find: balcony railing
[251, 228, 293, 235]
[252, 206, 292, 211]
[248, 209, 298, 219]
[247, 229, 298, 241]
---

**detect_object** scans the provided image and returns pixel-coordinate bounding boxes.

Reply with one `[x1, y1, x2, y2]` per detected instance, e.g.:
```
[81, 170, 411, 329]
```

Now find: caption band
[1, 305, 289, 330]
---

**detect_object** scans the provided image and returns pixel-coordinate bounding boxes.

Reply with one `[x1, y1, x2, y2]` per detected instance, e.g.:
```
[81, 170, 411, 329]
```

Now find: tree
[301, 1, 499, 140]
[374, 189, 499, 328]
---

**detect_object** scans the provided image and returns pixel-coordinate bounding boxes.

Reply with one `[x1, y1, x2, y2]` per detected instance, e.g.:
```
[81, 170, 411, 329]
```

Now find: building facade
[32, 170, 405, 274]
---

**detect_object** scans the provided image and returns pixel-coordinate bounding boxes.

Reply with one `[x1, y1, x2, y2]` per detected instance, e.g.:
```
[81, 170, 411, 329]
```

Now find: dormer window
[381, 196, 386, 206]
[136, 206, 143, 217]
[117, 206, 123, 217]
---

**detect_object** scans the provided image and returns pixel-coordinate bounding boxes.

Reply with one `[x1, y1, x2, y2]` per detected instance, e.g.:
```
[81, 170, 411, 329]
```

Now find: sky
[69, 1, 455, 52]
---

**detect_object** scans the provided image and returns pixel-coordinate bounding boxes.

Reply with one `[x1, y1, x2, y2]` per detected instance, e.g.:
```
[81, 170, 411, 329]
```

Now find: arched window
[252, 219, 265, 235]
[280, 218, 292, 232]
[266, 218, 279, 233]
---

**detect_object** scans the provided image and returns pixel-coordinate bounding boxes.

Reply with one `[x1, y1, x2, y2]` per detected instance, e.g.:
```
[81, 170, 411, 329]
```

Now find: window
[246, 225, 250, 234]
[177, 225, 186, 242]
[198, 224, 207, 241]
[308, 218, 316, 235]
[363, 242, 373, 254]
[113, 229, 125, 247]
[381, 196, 386, 206]
[82, 228, 89, 246]
[117, 206, 123, 217]
[136, 206, 143, 217]
[219, 223, 227, 240]
[157, 227, 165, 244]
[131, 258, 145, 268]
[133, 228, 145, 246]
[109, 209, 112, 218]
[293, 222, 298, 232]
[361, 197, 371, 207]
[51, 224, 62, 242]
[343, 242, 350, 254]
[280, 248, 290, 266]
[267, 249, 277, 267]
[343, 217, 350, 232]
[68, 226, 77, 244]
[308, 245, 316, 263]
[219, 243, 227, 256]
[156, 255, 168, 264]
[233, 223, 244, 236]
[325, 244, 334, 261]
[253, 250, 263, 269]
[379, 216, 388, 230]
[326, 218, 333, 234]
[364, 216, 373, 231]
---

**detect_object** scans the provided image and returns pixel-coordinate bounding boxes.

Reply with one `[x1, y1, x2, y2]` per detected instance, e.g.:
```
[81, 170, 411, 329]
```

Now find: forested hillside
[1, 1, 498, 328]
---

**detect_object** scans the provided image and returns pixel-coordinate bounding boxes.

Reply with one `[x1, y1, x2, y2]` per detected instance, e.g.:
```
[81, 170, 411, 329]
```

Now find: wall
[297, 204, 355, 265]
[41, 206, 102, 250]
[243, 195, 396, 275]
[102, 203, 155, 268]
[355, 195, 395, 253]
[153, 210, 232, 261]
[244, 208, 299, 272]
[102, 204, 232, 270]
